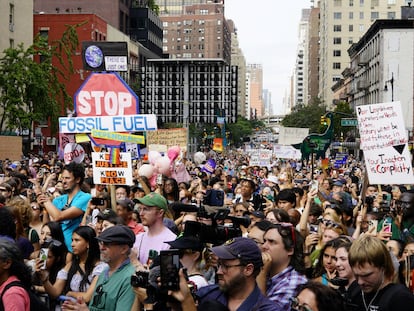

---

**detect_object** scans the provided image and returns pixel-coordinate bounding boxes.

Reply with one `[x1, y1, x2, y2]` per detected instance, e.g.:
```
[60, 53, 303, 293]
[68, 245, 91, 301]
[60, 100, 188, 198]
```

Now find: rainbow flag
[109, 148, 121, 164]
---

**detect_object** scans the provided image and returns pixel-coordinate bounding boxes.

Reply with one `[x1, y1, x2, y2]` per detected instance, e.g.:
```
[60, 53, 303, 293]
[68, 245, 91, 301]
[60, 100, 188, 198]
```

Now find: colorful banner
[91, 152, 133, 185]
[91, 129, 145, 144]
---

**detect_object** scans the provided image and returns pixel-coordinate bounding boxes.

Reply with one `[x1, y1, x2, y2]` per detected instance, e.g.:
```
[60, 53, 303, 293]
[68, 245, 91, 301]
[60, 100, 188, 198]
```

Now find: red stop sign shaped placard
[74, 72, 139, 117]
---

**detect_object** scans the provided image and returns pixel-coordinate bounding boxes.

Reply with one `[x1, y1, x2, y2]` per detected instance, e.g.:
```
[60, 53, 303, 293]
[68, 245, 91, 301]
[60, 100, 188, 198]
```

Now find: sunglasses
[274, 222, 296, 246]
[320, 218, 341, 229]
[290, 297, 313, 311]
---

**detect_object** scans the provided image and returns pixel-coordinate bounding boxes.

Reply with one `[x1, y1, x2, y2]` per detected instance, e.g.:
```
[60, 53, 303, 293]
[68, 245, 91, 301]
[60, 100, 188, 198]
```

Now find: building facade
[247, 64, 264, 118]
[347, 19, 414, 135]
[316, 0, 405, 107]
[160, 2, 231, 63]
[0, 0, 33, 55]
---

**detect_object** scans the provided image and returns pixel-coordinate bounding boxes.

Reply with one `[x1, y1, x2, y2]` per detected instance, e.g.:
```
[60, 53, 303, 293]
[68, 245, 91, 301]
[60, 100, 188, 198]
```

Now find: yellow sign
[91, 129, 145, 144]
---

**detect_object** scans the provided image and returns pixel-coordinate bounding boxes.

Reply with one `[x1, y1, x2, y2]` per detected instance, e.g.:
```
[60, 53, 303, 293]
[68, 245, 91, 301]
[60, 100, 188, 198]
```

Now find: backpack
[0, 280, 50, 311]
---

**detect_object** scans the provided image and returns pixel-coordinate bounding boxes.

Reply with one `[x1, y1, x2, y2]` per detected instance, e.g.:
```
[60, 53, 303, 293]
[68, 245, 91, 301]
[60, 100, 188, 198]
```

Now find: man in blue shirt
[197, 237, 274, 311]
[37, 161, 91, 252]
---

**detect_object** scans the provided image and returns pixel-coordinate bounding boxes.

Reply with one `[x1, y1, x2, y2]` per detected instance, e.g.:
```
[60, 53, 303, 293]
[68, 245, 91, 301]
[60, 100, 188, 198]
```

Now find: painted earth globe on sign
[84, 45, 103, 68]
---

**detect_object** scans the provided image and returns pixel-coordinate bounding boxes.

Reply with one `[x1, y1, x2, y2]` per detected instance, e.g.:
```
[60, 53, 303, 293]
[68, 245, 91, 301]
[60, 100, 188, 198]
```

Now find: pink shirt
[0, 276, 30, 311]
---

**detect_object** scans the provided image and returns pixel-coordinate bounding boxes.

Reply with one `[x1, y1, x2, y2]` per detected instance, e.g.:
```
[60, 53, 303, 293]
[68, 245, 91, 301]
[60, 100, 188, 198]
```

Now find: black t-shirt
[351, 283, 414, 311]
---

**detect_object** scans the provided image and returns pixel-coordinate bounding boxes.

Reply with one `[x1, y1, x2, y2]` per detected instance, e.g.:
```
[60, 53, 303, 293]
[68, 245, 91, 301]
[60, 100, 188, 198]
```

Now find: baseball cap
[211, 237, 263, 268]
[96, 208, 117, 221]
[166, 236, 204, 252]
[116, 198, 135, 211]
[96, 225, 135, 247]
[137, 192, 168, 211]
[333, 180, 344, 187]
[265, 175, 279, 184]
[251, 211, 265, 219]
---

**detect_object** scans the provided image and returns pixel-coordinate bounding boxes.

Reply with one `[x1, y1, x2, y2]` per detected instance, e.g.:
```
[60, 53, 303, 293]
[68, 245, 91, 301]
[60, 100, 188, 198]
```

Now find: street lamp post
[384, 72, 394, 102]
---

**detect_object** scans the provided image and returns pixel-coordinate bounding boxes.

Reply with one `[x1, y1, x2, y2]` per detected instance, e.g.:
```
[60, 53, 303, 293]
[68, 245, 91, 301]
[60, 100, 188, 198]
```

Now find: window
[163, 46, 168, 52]
[349, 12, 354, 19]
[371, 0, 379, 5]
[360, 0, 364, 5]
[349, 37, 353, 44]
[349, 24, 354, 32]
[200, 9, 208, 15]
[349, 0, 354, 6]
[387, 12, 396, 19]
[360, 12, 364, 19]
[9, 38, 14, 49]
[388, 0, 396, 4]
[333, 62, 341, 69]
[334, 25, 342, 32]
[163, 21, 168, 27]
[333, 50, 341, 56]
[334, 0, 342, 6]
[333, 76, 341, 82]
[334, 12, 342, 19]
[334, 37, 342, 44]
[9, 3, 14, 29]
[371, 12, 379, 20]
[359, 24, 364, 32]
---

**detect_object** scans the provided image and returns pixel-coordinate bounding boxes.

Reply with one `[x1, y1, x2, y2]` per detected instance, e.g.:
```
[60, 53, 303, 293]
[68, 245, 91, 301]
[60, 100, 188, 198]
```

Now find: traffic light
[320, 116, 327, 125]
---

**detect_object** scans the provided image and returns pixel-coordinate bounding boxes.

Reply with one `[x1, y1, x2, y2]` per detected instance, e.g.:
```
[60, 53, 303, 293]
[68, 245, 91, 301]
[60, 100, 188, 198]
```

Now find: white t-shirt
[133, 226, 176, 265]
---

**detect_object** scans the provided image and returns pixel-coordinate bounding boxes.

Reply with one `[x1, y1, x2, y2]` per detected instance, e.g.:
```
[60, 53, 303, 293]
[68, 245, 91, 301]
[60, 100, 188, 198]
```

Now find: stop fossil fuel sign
[74, 72, 139, 117]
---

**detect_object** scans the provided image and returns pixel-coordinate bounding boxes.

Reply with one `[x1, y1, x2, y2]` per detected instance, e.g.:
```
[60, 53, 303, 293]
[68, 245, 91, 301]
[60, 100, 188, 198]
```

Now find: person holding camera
[197, 237, 274, 310]
[61, 225, 136, 311]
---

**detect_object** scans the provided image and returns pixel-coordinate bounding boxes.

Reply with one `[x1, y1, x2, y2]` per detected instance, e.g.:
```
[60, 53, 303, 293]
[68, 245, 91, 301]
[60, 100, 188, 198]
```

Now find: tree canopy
[0, 23, 81, 135]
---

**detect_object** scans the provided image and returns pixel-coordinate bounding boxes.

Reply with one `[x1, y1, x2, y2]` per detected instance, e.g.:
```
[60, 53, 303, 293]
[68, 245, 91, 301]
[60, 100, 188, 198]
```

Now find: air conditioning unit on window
[46, 137, 56, 145]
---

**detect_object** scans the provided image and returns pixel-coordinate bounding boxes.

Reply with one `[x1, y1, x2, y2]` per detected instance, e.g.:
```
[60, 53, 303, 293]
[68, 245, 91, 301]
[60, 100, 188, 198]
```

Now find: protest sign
[356, 102, 414, 184]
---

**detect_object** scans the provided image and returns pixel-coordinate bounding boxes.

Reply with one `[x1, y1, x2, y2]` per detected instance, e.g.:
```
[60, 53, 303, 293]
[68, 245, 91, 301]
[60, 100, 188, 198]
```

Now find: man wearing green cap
[132, 192, 176, 265]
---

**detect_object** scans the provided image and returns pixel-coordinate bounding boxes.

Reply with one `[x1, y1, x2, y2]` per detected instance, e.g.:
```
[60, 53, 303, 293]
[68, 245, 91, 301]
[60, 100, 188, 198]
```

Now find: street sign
[341, 118, 358, 126]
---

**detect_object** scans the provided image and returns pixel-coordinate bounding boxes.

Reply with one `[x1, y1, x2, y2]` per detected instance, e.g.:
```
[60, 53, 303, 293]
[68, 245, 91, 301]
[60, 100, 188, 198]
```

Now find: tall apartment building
[0, 1, 33, 55]
[262, 89, 272, 115]
[160, 2, 231, 63]
[316, 0, 405, 107]
[247, 64, 264, 119]
[294, 9, 311, 107]
[155, 0, 223, 15]
[228, 19, 247, 118]
[308, 6, 320, 103]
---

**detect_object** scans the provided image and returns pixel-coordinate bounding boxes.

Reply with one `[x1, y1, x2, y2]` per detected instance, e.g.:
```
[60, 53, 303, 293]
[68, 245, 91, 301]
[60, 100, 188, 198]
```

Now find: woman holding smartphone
[37, 226, 106, 304]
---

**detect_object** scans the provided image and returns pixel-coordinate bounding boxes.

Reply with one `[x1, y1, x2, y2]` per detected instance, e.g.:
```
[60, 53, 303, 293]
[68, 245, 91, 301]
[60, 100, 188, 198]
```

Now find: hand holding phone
[160, 249, 180, 291]
[39, 248, 49, 270]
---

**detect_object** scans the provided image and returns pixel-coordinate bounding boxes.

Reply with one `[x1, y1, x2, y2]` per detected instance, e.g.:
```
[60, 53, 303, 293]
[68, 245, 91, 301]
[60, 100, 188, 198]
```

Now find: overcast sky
[225, 0, 312, 115]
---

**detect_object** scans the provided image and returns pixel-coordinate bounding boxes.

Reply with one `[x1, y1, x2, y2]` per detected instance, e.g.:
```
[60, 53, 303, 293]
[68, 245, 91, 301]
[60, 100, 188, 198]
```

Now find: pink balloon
[155, 156, 172, 175]
[167, 146, 181, 162]
[138, 164, 154, 178]
[148, 151, 161, 165]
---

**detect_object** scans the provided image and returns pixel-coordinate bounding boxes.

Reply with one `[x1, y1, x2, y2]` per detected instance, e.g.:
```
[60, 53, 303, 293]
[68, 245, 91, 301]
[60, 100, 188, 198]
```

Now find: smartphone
[58, 295, 77, 303]
[160, 249, 180, 291]
[309, 180, 319, 192]
[156, 174, 163, 185]
[39, 248, 49, 269]
[383, 221, 392, 233]
[368, 220, 378, 233]
[91, 197, 105, 206]
[309, 224, 319, 234]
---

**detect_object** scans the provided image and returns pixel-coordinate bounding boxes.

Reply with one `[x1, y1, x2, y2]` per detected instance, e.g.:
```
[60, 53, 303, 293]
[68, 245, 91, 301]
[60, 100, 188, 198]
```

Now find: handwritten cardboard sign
[356, 102, 414, 184]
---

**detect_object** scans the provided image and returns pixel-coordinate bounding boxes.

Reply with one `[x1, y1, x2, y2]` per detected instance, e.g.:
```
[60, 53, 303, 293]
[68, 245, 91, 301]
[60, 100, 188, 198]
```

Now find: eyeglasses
[139, 206, 160, 213]
[290, 297, 313, 311]
[320, 218, 341, 229]
[274, 222, 296, 246]
[0, 188, 9, 192]
[217, 261, 245, 272]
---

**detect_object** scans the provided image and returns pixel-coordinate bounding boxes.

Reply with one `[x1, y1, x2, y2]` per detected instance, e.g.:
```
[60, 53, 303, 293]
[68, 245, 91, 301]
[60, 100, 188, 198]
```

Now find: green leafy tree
[281, 98, 327, 133]
[332, 101, 355, 141]
[0, 23, 81, 136]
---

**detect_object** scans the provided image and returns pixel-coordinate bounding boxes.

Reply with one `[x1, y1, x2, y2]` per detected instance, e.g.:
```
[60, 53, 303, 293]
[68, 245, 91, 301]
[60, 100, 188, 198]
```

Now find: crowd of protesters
[0, 150, 413, 310]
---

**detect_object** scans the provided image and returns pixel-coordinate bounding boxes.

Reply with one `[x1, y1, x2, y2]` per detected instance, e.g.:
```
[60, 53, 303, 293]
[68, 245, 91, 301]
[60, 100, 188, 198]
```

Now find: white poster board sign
[273, 144, 302, 160]
[356, 101, 414, 184]
[92, 152, 133, 185]
[278, 126, 309, 145]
